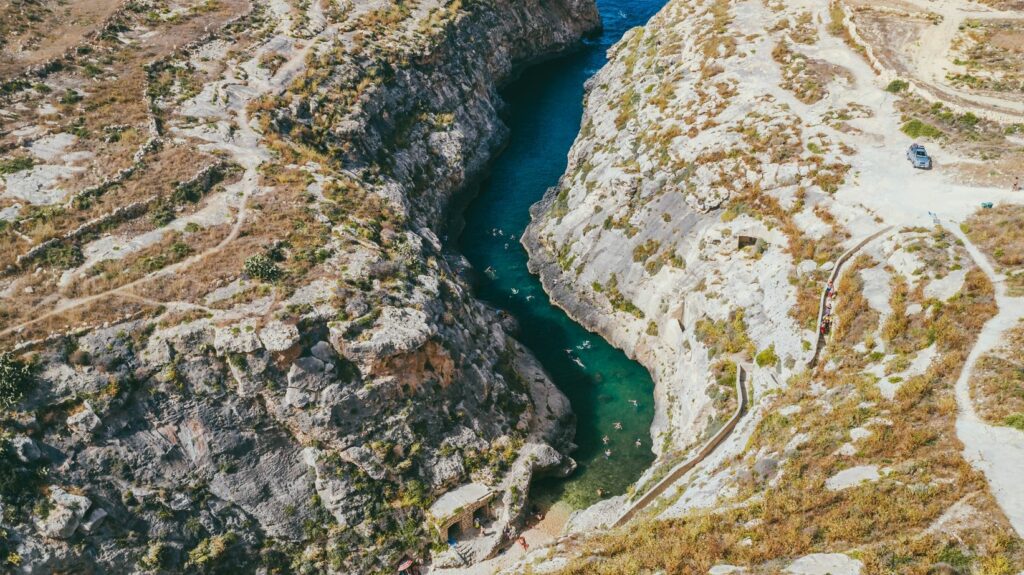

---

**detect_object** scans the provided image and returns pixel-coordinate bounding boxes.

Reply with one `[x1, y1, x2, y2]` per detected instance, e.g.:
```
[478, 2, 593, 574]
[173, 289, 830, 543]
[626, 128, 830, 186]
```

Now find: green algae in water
[456, 0, 665, 510]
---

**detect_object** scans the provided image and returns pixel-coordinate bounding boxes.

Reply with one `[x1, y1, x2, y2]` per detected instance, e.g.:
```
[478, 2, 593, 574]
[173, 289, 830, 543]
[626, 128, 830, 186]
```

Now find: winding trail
[612, 362, 750, 527]
[1, 4, 335, 340]
[808, 227, 894, 368]
[902, 0, 1024, 122]
[945, 222, 1024, 537]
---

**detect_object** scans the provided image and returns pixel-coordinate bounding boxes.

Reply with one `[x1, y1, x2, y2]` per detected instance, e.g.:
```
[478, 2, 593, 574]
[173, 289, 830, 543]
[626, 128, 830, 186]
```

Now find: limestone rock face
[0, 0, 595, 572]
[259, 321, 300, 353]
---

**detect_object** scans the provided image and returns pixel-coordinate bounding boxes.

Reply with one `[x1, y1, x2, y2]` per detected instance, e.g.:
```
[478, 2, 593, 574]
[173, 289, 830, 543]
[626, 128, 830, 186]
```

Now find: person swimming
[628, 399, 638, 407]
[635, 439, 642, 448]
[613, 422, 622, 430]
[604, 449, 612, 458]
[602, 435, 610, 444]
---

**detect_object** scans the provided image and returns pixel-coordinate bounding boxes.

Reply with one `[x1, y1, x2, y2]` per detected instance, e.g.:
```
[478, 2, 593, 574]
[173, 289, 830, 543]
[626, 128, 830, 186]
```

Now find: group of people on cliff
[820, 280, 837, 335]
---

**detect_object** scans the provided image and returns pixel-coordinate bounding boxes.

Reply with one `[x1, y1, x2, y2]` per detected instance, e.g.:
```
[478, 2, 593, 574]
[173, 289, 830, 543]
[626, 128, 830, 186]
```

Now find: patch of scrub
[825, 464, 880, 491]
[924, 268, 966, 302]
[785, 553, 863, 575]
[884, 243, 925, 280]
[61, 190, 236, 286]
[875, 343, 937, 400]
[792, 206, 831, 240]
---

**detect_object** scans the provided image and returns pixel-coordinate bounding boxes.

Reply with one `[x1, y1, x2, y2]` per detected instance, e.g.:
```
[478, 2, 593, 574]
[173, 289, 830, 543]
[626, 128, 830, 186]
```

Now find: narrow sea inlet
[457, 0, 666, 510]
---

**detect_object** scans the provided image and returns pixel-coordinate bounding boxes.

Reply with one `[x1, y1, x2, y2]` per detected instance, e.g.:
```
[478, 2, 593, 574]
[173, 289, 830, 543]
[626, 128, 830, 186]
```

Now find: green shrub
[646, 321, 659, 336]
[885, 79, 909, 93]
[139, 541, 170, 570]
[958, 112, 979, 130]
[186, 532, 238, 570]
[755, 345, 778, 367]
[150, 198, 175, 227]
[1005, 413, 1024, 431]
[43, 243, 83, 269]
[936, 544, 973, 570]
[243, 254, 281, 282]
[0, 157, 34, 175]
[60, 89, 82, 105]
[0, 353, 32, 410]
[901, 119, 943, 139]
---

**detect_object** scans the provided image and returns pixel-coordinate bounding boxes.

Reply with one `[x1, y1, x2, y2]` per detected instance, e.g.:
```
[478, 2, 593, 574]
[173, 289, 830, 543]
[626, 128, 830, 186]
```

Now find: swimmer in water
[628, 399, 638, 407]
[604, 449, 612, 458]
[602, 435, 610, 444]
[635, 439, 642, 448]
[613, 422, 622, 430]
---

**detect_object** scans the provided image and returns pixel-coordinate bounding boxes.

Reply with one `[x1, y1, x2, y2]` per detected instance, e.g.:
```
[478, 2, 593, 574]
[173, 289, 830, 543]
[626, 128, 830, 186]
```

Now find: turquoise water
[457, 0, 666, 509]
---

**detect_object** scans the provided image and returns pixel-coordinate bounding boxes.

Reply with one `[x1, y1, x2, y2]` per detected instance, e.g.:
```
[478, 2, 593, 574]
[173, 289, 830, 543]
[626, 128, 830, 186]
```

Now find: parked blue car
[907, 143, 932, 170]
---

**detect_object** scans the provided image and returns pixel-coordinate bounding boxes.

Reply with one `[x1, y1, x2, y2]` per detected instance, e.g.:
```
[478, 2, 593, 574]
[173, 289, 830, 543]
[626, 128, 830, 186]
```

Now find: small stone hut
[426, 482, 496, 541]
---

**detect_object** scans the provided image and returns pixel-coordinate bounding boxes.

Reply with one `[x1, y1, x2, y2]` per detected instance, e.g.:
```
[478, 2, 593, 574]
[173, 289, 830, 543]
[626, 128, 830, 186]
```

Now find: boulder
[259, 321, 300, 353]
[213, 323, 262, 355]
[285, 357, 332, 408]
[11, 435, 41, 462]
[35, 488, 91, 539]
[797, 259, 818, 276]
[79, 508, 108, 534]
[67, 402, 102, 436]
[310, 341, 336, 363]
[753, 457, 779, 481]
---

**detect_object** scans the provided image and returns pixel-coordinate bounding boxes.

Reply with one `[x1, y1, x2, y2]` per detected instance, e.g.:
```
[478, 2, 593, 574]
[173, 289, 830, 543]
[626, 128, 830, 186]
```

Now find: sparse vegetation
[243, 254, 282, 283]
[0, 156, 34, 175]
[970, 319, 1024, 428]
[0, 353, 32, 410]
[885, 79, 909, 93]
[963, 204, 1024, 295]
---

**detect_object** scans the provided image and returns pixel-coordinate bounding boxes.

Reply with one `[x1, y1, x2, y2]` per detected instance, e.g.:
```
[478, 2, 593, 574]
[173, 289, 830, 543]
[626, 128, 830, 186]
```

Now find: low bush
[243, 254, 281, 282]
[0, 157, 34, 175]
[885, 79, 909, 93]
[901, 119, 943, 139]
[755, 345, 778, 368]
[0, 353, 33, 409]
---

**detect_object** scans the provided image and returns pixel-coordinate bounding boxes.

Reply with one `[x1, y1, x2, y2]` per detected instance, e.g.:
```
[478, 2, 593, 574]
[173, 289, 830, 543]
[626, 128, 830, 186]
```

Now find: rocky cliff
[523, 0, 1024, 572]
[0, 0, 598, 573]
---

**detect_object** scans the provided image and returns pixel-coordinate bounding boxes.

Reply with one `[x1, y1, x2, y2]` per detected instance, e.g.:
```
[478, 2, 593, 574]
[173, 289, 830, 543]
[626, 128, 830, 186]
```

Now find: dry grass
[963, 204, 1024, 265]
[970, 319, 1024, 430]
[552, 233, 1019, 575]
[0, 295, 155, 349]
[829, 254, 880, 357]
[963, 204, 1024, 296]
[772, 41, 833, 105]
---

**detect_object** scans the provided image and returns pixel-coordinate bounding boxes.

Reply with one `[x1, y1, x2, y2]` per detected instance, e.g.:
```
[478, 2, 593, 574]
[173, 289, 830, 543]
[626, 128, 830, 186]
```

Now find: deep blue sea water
[456, 0, 666, 509]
